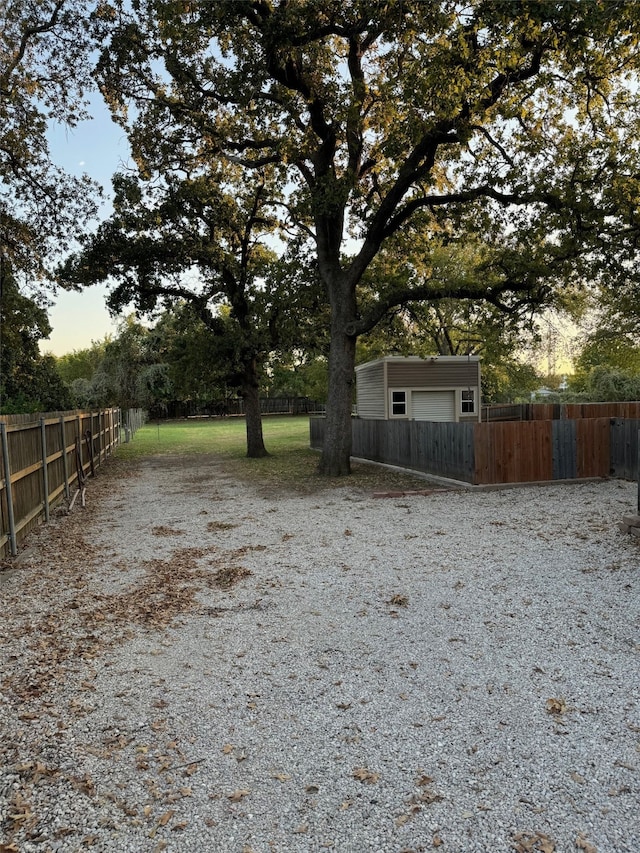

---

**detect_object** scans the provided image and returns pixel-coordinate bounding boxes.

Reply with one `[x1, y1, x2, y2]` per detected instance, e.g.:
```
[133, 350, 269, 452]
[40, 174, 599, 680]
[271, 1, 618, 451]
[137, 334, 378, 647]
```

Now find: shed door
[411, 390, 456, 421]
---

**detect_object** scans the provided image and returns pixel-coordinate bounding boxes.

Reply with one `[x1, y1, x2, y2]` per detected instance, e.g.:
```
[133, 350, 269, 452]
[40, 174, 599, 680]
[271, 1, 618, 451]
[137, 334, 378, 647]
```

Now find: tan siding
[387, 361, 479, 387]
[356, 361, 386, 418]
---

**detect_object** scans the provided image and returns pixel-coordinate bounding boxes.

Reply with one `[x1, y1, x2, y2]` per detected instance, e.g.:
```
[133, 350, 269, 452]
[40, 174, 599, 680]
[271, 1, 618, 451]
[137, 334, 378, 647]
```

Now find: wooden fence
[0, 408, 132, 558]
[482, 401, 640, 421]
[160, 397, 326, 419]
[310, 416, 640, 487]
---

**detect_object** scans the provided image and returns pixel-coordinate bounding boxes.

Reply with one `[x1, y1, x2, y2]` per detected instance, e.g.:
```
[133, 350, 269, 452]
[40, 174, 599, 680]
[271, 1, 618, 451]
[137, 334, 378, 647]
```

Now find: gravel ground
[1, 453, 639, 853]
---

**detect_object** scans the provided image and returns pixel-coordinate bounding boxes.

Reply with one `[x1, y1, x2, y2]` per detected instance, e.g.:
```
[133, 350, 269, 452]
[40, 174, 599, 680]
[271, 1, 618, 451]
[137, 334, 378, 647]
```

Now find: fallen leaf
[171, 821, 188, 831]
[416, 775, 434, 786]
[546, 697, 568, 716]
[157, 810, 175, 827]
[305, 784, 319, 794]
[512, 830, 556, 852]
[389, 594, 409, 606]
[575, 835, 597, 853]
[352, 767, 380, 784]
[273, 773, 291, 782]
[336, 702, 351, 710]
[433, 837, 443, 848]
[222, 744, 234, 755]
[227, 789, 250, 802]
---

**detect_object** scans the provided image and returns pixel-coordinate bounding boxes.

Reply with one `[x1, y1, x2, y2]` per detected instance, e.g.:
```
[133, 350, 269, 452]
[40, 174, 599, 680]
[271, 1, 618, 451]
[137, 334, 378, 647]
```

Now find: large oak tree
[60, 170, 322, 456]
[95, 0, 640, 474]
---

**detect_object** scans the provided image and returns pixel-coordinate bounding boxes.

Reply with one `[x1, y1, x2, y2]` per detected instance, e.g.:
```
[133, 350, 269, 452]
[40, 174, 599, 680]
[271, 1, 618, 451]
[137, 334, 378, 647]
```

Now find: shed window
[461, 389, 476, 413]
[390, 390, 407, 417]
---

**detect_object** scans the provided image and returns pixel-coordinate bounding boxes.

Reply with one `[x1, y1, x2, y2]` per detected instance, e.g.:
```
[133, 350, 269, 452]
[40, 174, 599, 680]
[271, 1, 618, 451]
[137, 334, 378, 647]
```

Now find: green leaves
[0, 0, 100, 279]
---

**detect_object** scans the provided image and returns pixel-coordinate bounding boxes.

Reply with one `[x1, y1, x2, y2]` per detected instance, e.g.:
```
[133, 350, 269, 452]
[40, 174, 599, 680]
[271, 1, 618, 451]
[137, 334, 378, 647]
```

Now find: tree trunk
[319, 281, 357, 476]
[241, 360, 269, 458]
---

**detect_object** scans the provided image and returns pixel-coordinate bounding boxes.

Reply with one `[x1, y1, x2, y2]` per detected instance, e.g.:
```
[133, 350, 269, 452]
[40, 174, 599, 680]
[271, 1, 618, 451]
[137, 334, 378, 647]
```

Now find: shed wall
[387, 360, 479, 388]
[355, 360, 386, 419]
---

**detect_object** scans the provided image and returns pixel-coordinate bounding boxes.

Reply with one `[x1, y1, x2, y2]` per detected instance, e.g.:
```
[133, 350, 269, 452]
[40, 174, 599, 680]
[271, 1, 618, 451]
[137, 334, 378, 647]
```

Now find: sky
[40, 95, 133, 356]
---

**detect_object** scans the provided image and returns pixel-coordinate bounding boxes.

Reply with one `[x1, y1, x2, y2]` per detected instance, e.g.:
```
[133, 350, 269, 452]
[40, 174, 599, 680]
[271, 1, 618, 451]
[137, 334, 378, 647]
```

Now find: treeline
[3, 282, 640, 417]
[53, 310, 329, 418]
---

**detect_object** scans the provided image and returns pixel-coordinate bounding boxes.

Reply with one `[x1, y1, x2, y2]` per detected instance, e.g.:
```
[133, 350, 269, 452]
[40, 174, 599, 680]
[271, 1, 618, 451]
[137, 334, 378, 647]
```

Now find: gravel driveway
[1, 453, 639, 853]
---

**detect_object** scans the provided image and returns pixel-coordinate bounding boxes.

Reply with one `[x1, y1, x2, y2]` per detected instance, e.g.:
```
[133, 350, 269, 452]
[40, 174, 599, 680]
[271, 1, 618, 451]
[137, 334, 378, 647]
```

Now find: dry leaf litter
[0, 454, 638, 853]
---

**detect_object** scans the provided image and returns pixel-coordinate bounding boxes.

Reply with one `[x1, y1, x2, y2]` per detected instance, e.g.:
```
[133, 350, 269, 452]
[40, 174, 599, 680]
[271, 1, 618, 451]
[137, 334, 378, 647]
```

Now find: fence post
[1, 422, 18, 557]
[40, 417, 50, 523]
[76, 413, 83, 482]
[96, 411, 103, 467]
[59, 416, 70, 502]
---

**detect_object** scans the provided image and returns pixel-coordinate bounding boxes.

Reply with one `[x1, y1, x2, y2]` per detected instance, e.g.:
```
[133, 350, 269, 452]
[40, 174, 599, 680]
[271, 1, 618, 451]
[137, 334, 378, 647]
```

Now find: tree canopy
[90, 0, 640, 474]
[0, 259, 72, 412]
[59, 169, 324, 455]
[0, 0, 103, 280]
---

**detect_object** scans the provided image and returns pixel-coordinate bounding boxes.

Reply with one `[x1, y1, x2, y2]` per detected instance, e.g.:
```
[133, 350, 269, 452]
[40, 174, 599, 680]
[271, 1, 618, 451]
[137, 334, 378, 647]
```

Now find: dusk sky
[42, 94, 132, 356]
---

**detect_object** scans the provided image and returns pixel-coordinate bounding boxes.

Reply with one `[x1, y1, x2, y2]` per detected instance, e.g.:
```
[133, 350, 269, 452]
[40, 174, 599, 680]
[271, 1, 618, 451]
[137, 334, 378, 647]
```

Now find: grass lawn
[115, 415, 434, 494]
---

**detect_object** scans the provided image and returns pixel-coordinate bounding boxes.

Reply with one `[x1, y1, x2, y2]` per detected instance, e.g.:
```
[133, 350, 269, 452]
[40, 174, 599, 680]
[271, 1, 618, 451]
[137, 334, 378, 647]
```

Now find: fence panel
[0, 408, 122, 558]
[552, 420, 577, 480]
[484, 401, 640, 422]
[474, 421, 553, 485]
[352, 419, 383, 462]
[610, 418, 640, 480]
[382, 420, 412, 469]
[575, 418, 610, 478]
[412, 421, 475, 482]
[566, 402, 640, 420]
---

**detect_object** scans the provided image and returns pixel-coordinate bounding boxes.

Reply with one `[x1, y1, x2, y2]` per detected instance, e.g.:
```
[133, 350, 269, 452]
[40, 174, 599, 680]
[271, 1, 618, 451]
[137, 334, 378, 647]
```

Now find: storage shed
[355, 355, 481, 422]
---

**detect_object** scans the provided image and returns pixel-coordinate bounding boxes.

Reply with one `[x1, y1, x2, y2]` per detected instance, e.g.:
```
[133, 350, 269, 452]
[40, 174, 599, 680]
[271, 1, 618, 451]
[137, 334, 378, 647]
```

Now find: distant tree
[573, 327, 640, 379]
[88, 315, 159, 409]
[573, 366, 640, 402]
[56, 339, 109, 385]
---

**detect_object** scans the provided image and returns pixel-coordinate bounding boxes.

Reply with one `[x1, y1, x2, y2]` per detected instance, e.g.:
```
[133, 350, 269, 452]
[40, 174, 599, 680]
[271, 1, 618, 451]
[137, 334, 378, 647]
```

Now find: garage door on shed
[411, 390, 456, 421]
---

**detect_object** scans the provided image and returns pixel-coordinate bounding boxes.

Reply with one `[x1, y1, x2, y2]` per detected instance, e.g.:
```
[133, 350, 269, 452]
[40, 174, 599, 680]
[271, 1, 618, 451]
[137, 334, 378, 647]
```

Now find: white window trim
[461, 388, 476, 414]
[389, 388, 409, 418]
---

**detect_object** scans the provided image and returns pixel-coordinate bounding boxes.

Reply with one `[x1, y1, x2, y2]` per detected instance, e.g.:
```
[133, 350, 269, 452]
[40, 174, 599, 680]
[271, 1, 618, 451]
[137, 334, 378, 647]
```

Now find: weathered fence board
[350, 419, 476, 481]
[552, 420, 577, 480]
[610, 418, 640, 480]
